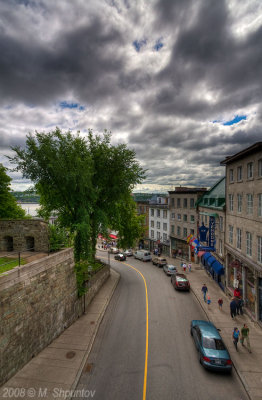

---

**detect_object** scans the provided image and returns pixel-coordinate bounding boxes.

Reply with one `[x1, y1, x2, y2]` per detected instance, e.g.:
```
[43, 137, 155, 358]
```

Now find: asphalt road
[75, 252, 249, 400]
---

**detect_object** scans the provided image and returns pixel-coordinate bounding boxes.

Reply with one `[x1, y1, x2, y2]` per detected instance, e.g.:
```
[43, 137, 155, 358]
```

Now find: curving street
[76, 250, 249, 400]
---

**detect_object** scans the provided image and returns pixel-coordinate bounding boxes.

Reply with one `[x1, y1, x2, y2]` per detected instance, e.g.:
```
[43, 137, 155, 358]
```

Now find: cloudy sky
[0, 0, 262, 192]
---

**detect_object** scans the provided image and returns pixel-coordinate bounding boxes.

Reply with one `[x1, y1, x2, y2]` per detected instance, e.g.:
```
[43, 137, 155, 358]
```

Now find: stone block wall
[0, 248, 110, 385]
[0, 219, 49, 253]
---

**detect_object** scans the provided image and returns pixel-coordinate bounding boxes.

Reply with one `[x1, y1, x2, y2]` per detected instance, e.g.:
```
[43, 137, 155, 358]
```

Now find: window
[177, 214, 181, 221]
[151, 220, 154, 228]
[183, 214, 187, 222]
[151, 230, 154, 238]
[237, 194, 242, 213]
[247, 162, 253, 179]
[229, 194, 234, 211]
[190, 215, 195, 223]
[237, 166, 242, 181]
[229, 225, 233, 244]
[247, 194, 253, 214]
[190, 229, 194, 235]
[237, 228, 242, 249]
[259, 159, 262, 177]
[183, 198, 188, 208]
[229, 169, 234, 182]
[171, 225, 175, 234]
[177, 198, 181, 208]
[151, 209, 154, 216]
[163, 233, 167, 242]
[163, 210, 167, 219]
[258, 194, 262, 217]
[157, 221, 160, 229]
[219, 239, 222, 255]
[157, 209, 160, 217]
[204, 215, 208, 224]
[246, 232, 252, 256]
[171, 212, 175, 220]
[163, 223, 167, 231]
[177, 226, 181, 236]
[190, 198, 195, 208]
[258, 236, 262, 263]
[171, 198, 174, 206]
[183, 228, 187, 237]
[219, 216, 223, 231]
[157, 231, 160, 240]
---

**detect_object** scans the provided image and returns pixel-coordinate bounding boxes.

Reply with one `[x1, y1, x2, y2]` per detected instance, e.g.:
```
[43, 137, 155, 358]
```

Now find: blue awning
[207, 255, 216, 266]
[203, 252, 211, 261]
[210, 260, 224, 275]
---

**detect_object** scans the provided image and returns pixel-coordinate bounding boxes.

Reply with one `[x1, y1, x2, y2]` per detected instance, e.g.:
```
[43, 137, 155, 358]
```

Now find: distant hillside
[12, 191, 40, 203]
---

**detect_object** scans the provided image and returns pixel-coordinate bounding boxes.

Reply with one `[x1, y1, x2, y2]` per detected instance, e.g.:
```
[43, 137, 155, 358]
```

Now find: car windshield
[177, 276, 187, 282]
[168, 265, 176, 270]
[202, 337, 226, 350]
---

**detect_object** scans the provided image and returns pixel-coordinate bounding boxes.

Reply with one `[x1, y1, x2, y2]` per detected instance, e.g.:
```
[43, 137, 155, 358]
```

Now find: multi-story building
[220, 142, 262, 322]
[196, 177, 226, 290]
[169, 187, 207, 261]
[148, 195, 170, 256]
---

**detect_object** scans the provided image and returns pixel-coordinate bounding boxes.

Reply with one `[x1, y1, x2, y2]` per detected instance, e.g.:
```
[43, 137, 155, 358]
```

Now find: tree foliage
[8, 128, 146, 263]
[0, 163, 27, 219]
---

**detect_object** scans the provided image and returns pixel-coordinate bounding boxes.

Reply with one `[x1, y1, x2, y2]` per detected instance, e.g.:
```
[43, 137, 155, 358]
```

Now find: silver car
[163, 264, 177, 276]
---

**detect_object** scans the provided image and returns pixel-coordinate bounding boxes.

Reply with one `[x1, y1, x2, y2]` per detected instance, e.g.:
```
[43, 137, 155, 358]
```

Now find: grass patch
[0, 257, 26, 274]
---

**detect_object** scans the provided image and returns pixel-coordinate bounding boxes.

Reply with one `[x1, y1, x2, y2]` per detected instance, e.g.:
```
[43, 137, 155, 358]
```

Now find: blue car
[191, 320, 232, 372]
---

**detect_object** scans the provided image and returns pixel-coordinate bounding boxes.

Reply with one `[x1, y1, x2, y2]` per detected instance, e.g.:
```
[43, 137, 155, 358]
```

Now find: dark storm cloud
[0, 14, 124, 106]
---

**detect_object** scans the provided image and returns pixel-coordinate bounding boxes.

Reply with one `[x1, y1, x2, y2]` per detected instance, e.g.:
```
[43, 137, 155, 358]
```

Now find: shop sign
[230, 260, 241, 269]
[209, 216, 215, 248]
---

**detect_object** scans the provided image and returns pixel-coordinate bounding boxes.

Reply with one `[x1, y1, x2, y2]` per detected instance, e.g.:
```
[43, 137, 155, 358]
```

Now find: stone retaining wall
[0, 248, 110, 385]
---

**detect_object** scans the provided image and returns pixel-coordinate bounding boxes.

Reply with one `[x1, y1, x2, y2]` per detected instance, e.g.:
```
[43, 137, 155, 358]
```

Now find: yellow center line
[124, 261, 148, 400]
[100, 255, 149, 400]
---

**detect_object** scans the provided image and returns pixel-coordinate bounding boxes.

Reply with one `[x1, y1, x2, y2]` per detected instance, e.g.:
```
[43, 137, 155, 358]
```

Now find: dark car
[114, 253, 126, 261]
[190, 320, 232, 372]
[171, 273, 190, 291]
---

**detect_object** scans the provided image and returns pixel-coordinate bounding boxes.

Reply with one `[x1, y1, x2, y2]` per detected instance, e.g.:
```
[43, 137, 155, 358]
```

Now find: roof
[196, 177, 225, 210]
[168, 187, 207, 194]
[220, 142, 262, 165]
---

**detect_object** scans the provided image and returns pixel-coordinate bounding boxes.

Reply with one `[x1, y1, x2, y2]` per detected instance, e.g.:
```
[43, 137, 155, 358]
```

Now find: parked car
[152, 257, 167, 267]
[163, 264, 177, 276]
[110, 247, 119, 254]
[124, 249, 133, 257]
[114, 253, 126, 261]
[134, 250, 152, 262]
[171, 273, 190, 291]
[190, 320, 232, 372]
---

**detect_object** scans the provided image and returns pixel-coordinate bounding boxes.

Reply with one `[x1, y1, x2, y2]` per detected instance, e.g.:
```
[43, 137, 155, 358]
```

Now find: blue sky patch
[154, 39, 164, 51]
[59, 101, 85, 111]
[133, 39, 147, 52]
[213, 115, 247, 126]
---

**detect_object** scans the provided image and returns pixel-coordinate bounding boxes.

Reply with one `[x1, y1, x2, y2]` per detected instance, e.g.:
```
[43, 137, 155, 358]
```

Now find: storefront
[170, 237, 189, 260]
[201, 253, 225, 290]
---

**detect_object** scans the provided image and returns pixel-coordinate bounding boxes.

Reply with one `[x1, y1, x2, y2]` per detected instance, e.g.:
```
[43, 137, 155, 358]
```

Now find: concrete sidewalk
[0, 269, 120, 400]
[164, 254, 262, 400]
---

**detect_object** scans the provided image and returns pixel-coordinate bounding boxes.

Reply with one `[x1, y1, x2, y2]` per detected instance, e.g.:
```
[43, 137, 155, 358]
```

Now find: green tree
[8, 128, 145, 262]
[0, 163, 27, 219]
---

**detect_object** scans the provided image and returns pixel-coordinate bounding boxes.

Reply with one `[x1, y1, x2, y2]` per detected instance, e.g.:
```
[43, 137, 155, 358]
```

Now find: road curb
[69, 268, 121, 398]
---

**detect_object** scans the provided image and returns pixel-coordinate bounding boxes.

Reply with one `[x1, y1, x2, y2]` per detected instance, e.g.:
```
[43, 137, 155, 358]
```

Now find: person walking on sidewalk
[218, 298, 223, 310]
[183, 263, 187, 272]
[240, 324, 251, 353]
[207, 295, 211, 308]
[201, 284, 208, 302]
[232, 327, 240, 351]
[230, 298, 237, 318]
[188, 263, 192, 272]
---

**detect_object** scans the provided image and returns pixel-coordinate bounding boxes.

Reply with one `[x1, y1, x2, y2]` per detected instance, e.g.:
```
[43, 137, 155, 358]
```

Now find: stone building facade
[168, 187, 207, 261]
[148, 195, 170, 256]
[0, 219, 49, 253]
[221, 142, 262, 322]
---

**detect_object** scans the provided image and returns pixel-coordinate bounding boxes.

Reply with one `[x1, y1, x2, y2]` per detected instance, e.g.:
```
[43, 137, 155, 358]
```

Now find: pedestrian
[238, 297, 244, 315]
[218, 298, 223, 310]
[234, 288, 241, 298]
[232, 327, 240, 351]
[183, 263, 187, 272]
[201, 284, 208, 302]
[188, 263, 192, 272]
[240, 324, 251, 353]
[230, 298, 237, 318]
[207, 295, 211, 308]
